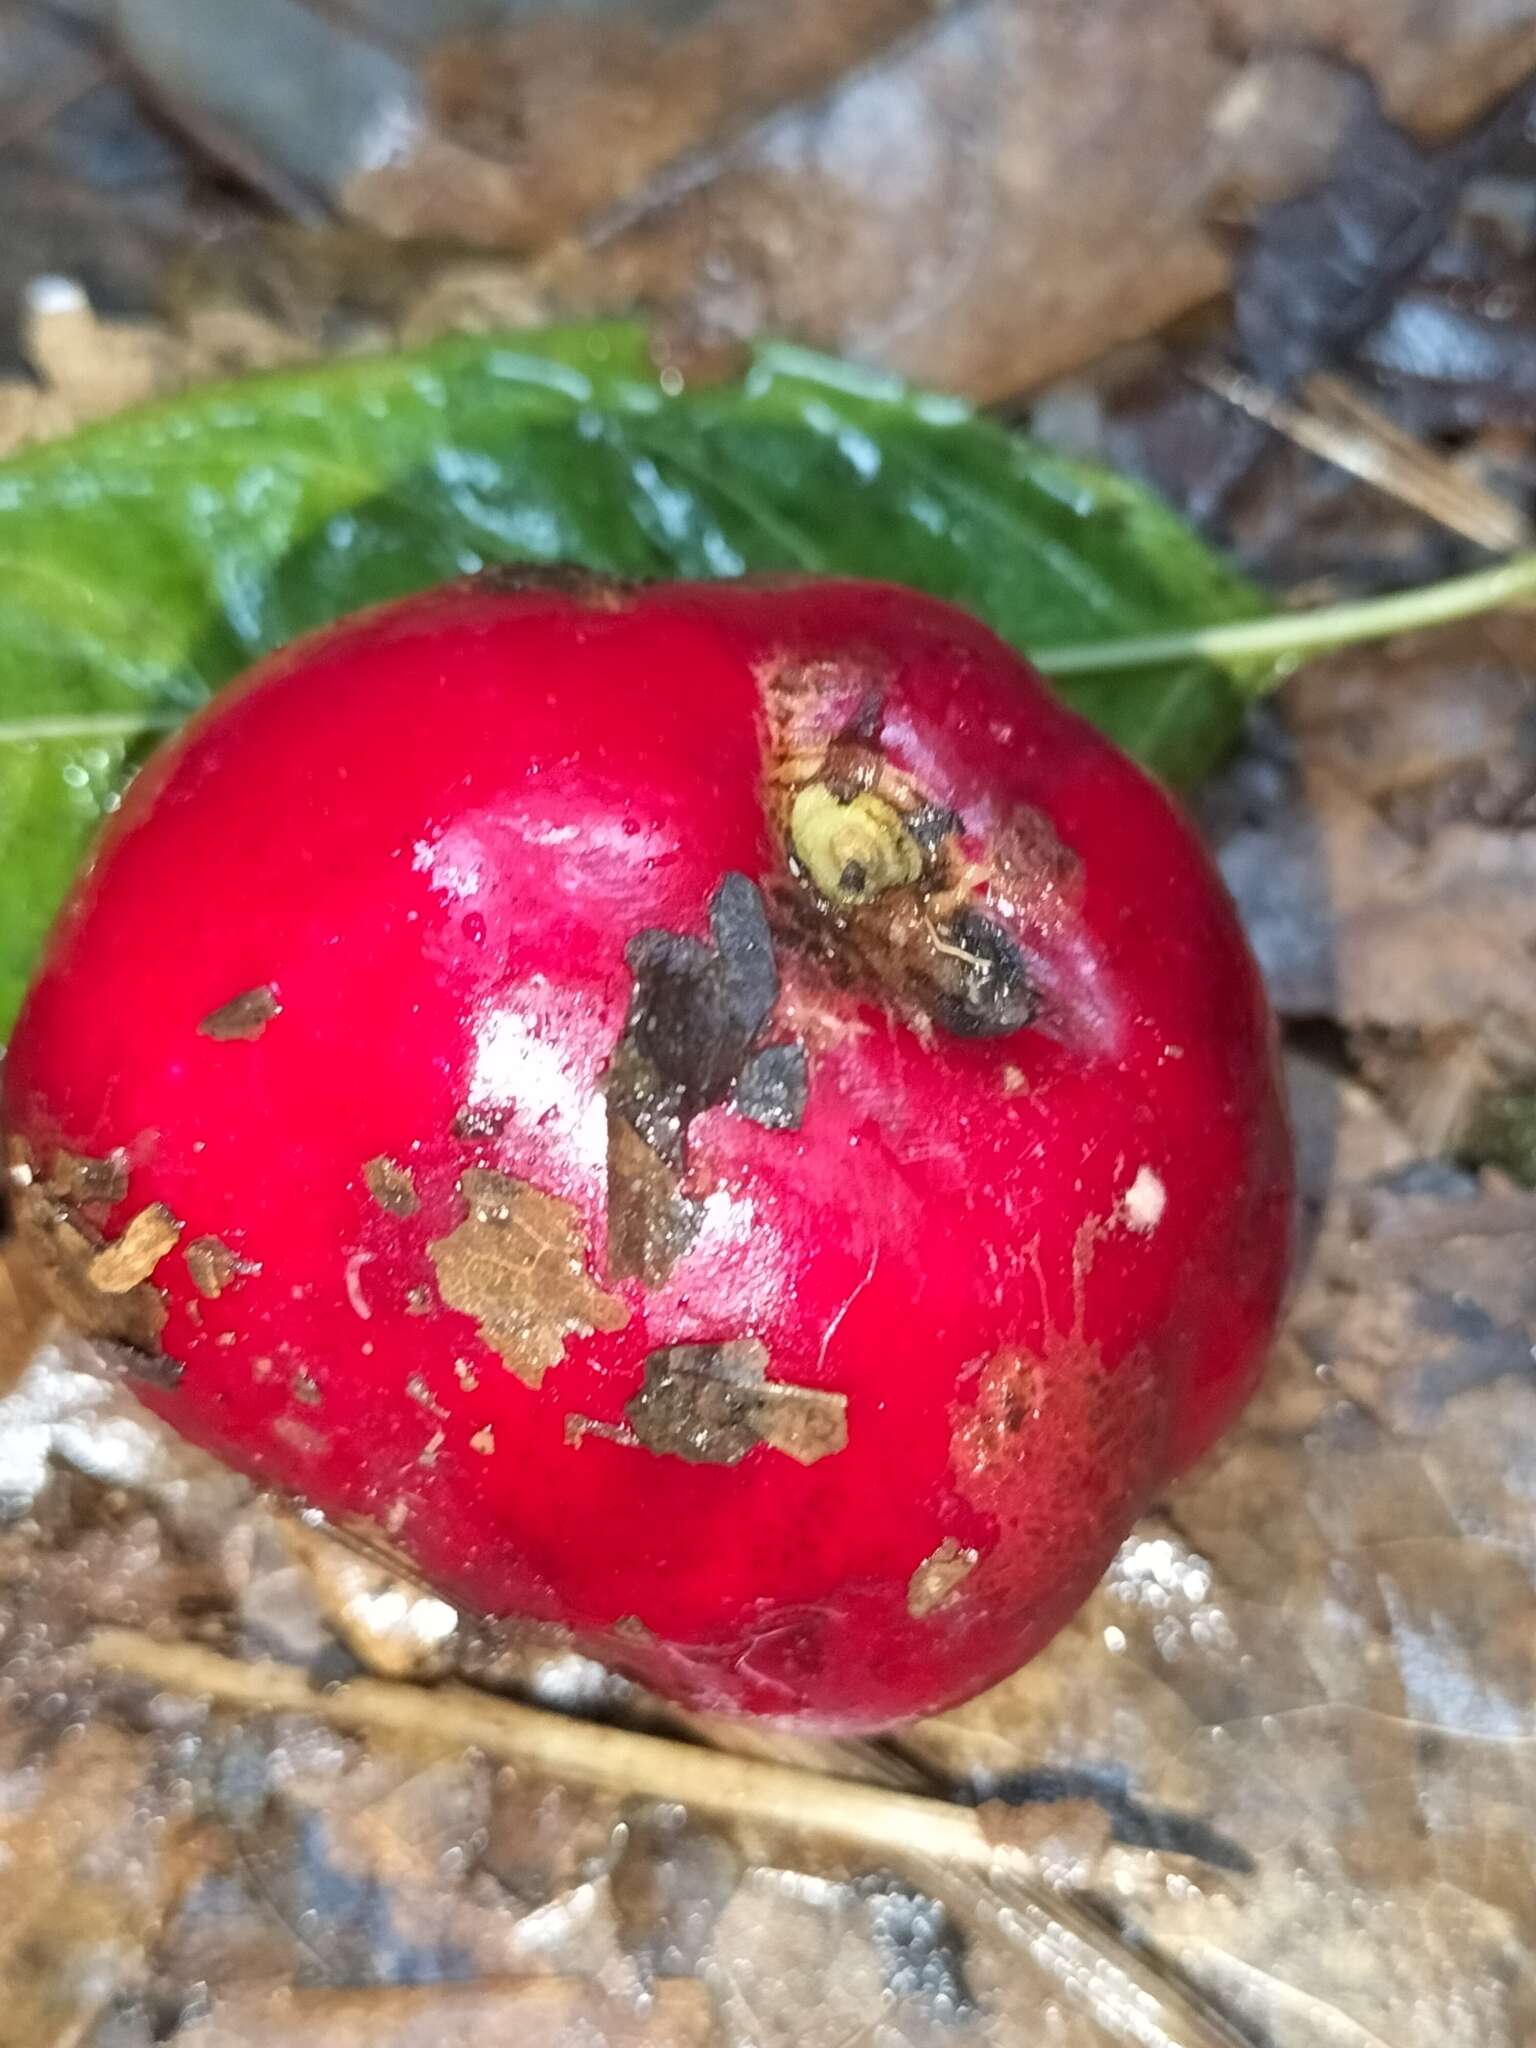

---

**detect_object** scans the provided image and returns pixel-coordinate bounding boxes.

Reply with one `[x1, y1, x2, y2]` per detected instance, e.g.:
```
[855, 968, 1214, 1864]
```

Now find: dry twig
[1194, 359, 1531, 553]
[89, 1628, 1262, 2048]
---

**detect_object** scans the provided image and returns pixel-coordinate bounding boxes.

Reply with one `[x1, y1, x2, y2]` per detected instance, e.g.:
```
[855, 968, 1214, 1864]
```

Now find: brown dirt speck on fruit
[427, 1168, 629, 1388]
[197, 985, 281, 1040]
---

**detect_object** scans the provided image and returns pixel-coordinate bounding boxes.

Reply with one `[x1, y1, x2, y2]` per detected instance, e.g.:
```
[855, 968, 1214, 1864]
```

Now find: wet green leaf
[0, 322, 1267, 1033]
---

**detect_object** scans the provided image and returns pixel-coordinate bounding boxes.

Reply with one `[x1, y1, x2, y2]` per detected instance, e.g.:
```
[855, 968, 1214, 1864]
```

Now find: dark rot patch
[773, 696, 1040, 1039]
[1, 574, 1293, 1731]
[921, 909, 1035, 1039]
[733, 1042, 808, 1130]
[605, 872, 805, 1286]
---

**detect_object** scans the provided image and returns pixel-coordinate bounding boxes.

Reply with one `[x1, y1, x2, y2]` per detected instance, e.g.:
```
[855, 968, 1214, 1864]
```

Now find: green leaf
[0, 321, 1275, 1034]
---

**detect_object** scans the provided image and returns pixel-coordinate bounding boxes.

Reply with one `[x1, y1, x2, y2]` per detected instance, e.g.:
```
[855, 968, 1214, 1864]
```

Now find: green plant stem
[0, 710, 183, 745]
[6, 552, 1536, 752]
[1035, 549, 1536, 681]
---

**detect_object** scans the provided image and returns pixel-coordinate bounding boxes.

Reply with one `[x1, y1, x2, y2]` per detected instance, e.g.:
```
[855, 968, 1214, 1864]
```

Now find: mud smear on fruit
[565, 1339, 847, 1468]
[6, 1137, 181, 1383]
[197, 984, 281, 1041]
[363, 1155, 419, 1217]
[628, 1340, 847, 1467]
[427, 1166, 628, 1387]
[184, 1234, 254, 1299]
[43, 1148, 128, 1206]
[762, 680, 1050, 1040]
[907, 1536, 980, 1618]
[604, 873, 806, 1287]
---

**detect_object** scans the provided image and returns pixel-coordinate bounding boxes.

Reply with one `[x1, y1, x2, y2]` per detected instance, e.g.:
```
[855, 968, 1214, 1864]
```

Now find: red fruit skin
[3, 576, 1292, 1731]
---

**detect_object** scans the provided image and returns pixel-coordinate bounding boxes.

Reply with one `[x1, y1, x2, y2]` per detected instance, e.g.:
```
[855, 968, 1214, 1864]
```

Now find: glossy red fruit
[4, 572, 1292, 1730]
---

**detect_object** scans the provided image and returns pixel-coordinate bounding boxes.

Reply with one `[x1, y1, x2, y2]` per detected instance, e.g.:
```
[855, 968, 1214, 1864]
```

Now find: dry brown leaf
[181, 1978, 716, 2047]
[0, 1721, 216, 2048]
[0, 1237, 53, 1397]
[1211, 620, 1536, 1163]
[352, 0, 941, 249]
[92, 0, 1536, 399]
[369, 0, 1536, 397]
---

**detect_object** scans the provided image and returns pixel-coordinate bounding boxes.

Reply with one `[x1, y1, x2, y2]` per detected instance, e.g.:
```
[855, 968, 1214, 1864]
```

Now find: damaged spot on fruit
[185, 1235, 253, 1300]
[405, 1285, 434, 1316]
[951, 1348, 1040, 1495]
[757, 650, 896, 766]
[923, 908, 1035, 1040]
[626, 1339, 848, 1467]
[1120, 1165, 1167, 1234]
[774, 707, 1038, 1042]
[364, 1155, 420, 1218]
[606, 874, 804, 1284]
[604, 1043, 702, 1286]
[789, 784, 923, 907]
[429, 1167, 629, 1388]
[470, 1425, 496, 1456]
[88, 1203, 181, 1293]
[42, 1148, 128, 1207]
[292, 1369, 322, 1407]
[733, 1043, 808, 1131]
[907, 1538, 980, 1618]
[198, 985, 280, 1041]
[951, 1338, 1167, 1575]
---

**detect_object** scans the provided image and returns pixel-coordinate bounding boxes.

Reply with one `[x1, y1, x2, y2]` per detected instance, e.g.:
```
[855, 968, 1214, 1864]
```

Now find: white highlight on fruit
[471, 1007, 571, 1128]
[412, 833, 482, 899]
[1121, 1164, 1167, 1234]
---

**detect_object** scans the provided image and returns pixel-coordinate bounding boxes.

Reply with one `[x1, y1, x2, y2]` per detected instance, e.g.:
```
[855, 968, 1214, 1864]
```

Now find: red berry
[3, 574, 1292, 1730]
